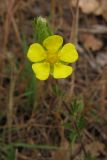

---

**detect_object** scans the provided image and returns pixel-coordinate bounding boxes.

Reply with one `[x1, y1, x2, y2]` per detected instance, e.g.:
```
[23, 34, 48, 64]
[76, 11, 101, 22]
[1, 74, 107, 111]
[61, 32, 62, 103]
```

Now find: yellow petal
[32, 62, 50, 80]
[58, 43, 78, 63]
[53, 63, 73, 79]
[27, 43, 46, 62]
[43, 35, 63, 52]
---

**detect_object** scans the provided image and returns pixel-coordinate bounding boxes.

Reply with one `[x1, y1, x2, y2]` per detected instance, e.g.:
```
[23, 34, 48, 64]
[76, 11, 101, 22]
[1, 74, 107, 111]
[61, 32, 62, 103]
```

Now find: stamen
[46, 51, 58, 64]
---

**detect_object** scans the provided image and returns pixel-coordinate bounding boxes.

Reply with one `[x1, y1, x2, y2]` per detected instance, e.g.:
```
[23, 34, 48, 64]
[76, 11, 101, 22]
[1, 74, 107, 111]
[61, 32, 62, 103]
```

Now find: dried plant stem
[3, 0, 21, 49]
[70, 0, 79, 44]
[51, 0, 55, 26]
[11, 16, 22, 45]
[65, 0, 79, 103]
[3, 0, 15, 48]
[7, 54, 16, 143]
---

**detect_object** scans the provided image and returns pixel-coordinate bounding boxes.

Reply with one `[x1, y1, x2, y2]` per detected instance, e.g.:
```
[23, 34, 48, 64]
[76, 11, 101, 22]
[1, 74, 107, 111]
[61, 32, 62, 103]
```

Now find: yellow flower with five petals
[27, 35, 78, 80]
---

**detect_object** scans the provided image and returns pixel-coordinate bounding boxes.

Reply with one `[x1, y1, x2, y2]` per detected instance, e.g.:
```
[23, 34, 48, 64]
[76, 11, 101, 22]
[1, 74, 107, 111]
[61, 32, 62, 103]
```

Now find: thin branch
[7, 53, 16, 143]
[65, 0, 80, 103]
[70, 0, 79, 45]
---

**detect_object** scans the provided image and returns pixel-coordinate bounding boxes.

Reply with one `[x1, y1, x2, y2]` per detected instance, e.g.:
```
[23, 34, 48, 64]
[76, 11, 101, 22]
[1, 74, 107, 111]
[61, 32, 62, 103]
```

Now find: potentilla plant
[25, 17, 95, 160]
[27, 17, 78, 80]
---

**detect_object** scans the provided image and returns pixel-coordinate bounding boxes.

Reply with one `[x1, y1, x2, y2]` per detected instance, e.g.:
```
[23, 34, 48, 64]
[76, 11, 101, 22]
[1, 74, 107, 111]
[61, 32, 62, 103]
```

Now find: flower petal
[43, 35, 63, 52]
[53, 63, 73, 79]
[27, 43, 46, 62]
[32, 62, 50, 80]
[58, 43, 78, 63]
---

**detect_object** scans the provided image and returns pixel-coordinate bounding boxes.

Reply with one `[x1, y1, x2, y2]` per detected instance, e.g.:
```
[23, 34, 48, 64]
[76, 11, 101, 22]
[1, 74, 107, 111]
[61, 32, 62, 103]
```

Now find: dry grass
[0, 0, 107, 159]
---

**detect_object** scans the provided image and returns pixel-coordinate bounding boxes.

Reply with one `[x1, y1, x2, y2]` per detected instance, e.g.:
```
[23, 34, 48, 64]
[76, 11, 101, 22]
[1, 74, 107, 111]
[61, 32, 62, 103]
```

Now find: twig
[7, 53, 16, 143]
[3, 0, 15, 48]
[51, 0, 56, 26]
[11, 16, 22, 45]
[79, 25, 107, 34]
[3, 0, 21, 49]
[65, 0, 80, 103]
[70, 0, 79, 44]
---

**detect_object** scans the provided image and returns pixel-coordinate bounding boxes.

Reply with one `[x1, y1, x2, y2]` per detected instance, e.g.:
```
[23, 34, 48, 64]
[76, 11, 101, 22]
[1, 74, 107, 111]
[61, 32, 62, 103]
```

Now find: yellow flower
[27, 35, 78, 80]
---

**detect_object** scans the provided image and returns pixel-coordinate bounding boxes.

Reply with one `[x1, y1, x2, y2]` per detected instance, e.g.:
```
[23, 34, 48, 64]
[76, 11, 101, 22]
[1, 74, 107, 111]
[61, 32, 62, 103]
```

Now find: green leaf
[12, 143, 59, 150]
[64, 122, 72, 130]
[84, 153, 96, 160]
[7, 145, 15, 160]
[22, 34, 29, 55]
[52, 84, 64, 97]
[69, 130, 78, 144]
[70, 100, 79, 116]
[78, 101, 84, 112]
[33, 16, 53, 44]
[21, 34, 38, 108]
[77, 116, 85, 129]
[70, 100, 84, 116]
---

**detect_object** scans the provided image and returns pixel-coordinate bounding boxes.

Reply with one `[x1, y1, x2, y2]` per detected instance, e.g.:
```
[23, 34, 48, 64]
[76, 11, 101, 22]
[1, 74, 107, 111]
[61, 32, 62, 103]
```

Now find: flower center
[46, 51, 58, 64]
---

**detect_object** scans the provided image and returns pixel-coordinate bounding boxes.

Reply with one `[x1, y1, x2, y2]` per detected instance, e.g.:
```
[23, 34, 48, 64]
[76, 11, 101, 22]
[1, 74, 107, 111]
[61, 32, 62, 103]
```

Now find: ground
[0, 0, 107, 160]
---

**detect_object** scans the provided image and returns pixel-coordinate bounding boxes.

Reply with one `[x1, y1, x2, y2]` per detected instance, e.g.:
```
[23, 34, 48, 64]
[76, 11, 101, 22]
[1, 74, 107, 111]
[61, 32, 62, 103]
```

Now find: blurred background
[0, 0, 107, 159]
